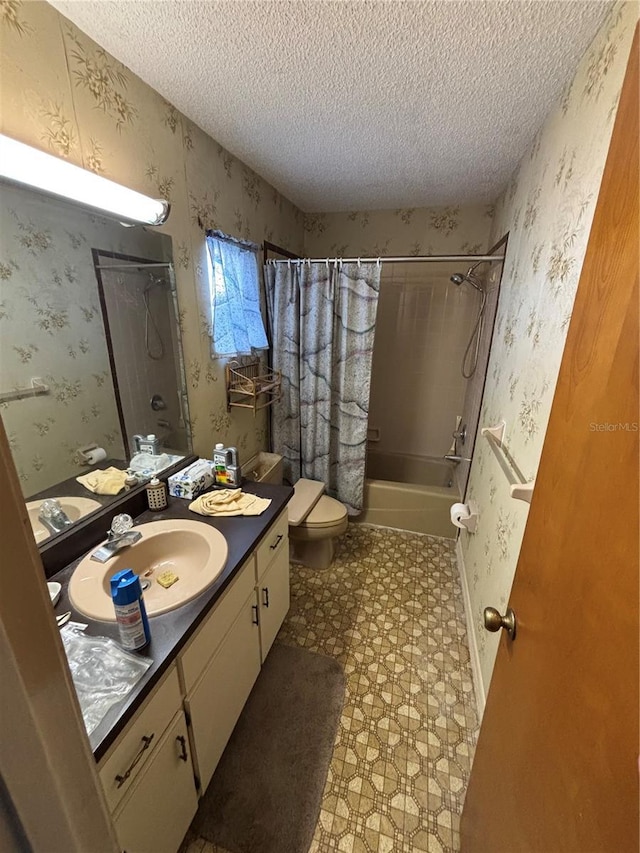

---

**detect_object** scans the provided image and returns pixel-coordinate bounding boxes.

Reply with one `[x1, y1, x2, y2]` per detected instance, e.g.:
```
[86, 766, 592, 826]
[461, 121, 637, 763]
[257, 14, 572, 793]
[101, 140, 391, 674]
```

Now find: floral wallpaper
[303, 204, 493, 258]
[0, 181, 177, 495]
[0, 0, 305, 471]
[458, 1, 638, 702]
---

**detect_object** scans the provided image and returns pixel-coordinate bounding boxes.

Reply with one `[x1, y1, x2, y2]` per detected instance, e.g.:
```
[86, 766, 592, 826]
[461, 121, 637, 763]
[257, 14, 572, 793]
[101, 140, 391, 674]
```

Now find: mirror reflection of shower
[449, 260, 490, 379]
[143, 274, 166, 361]
[93, 253, 191, 457]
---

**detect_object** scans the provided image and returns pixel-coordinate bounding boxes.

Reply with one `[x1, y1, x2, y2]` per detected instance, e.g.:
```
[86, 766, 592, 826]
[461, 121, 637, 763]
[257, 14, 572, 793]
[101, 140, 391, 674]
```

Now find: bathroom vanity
[50, 481, 292, 853]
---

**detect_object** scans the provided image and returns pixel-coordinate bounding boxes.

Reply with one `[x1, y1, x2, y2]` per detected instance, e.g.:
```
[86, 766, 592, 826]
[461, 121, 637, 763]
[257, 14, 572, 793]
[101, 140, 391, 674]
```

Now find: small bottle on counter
[226, 446, 240, 486]
[124, 469, 138, 490]
[111, 568, 150, 651]
[146, 476, 168, 511]
[213, 442, 231, 485]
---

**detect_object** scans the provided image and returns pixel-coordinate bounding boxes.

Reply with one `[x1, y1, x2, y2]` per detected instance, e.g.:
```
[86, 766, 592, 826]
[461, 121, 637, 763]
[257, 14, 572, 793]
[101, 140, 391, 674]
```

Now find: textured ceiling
[50, 0, 612, 211]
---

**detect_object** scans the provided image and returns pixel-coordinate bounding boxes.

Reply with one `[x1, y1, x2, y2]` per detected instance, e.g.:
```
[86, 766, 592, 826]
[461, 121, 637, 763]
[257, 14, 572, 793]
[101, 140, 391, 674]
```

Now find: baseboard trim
[455, 537, 486, 720]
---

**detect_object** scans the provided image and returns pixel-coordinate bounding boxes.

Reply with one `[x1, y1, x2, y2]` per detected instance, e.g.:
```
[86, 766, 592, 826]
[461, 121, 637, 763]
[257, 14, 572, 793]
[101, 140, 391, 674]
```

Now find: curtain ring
[287, 259, 291, 269]
[357, 257, 361, 268]
[376, 257, 381, 269]
[325, 258, 329, 269]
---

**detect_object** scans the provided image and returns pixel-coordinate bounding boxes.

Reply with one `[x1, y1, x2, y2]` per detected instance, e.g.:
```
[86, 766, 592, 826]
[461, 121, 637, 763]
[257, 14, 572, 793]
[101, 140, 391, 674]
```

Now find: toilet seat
[287, 478, 348, 568]
[302, 495, 348, 529]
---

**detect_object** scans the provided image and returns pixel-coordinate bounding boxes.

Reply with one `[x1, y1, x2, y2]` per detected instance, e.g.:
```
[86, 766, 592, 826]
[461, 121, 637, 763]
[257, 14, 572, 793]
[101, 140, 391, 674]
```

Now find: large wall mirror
[0, 180, 192, 546]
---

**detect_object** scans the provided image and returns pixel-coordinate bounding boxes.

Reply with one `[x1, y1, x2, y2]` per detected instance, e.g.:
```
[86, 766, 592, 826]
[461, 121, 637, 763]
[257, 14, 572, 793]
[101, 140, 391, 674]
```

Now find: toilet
[287, 478, 348, 569]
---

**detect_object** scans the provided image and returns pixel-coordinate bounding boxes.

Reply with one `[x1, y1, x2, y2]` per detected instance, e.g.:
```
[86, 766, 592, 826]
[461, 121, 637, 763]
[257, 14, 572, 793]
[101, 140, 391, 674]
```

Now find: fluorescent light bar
[0, 134, 170, 226]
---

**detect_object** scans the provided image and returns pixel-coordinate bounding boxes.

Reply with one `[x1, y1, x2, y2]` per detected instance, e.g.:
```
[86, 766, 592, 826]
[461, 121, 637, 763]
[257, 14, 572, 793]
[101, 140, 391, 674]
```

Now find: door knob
[483, 606, 517, 640]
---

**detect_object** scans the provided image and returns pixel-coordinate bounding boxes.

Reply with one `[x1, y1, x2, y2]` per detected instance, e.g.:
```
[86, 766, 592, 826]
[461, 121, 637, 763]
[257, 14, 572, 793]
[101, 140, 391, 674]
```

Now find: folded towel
[189, 489, 272, 517]
[76, 467, 128, 496]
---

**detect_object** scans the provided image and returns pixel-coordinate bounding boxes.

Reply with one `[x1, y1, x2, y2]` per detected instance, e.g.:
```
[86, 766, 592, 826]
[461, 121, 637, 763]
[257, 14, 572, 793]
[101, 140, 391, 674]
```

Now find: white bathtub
[354, 450, 459, 538]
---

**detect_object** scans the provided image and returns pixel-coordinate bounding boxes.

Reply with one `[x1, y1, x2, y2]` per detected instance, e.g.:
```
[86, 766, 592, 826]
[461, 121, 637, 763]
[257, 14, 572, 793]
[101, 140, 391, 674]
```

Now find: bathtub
[353, 450, 459, 538]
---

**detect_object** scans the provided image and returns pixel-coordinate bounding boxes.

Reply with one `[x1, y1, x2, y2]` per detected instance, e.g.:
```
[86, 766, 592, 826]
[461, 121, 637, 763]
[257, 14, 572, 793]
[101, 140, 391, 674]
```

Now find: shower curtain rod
[266, 254, 503, 265]
[94, 262, 173, 271]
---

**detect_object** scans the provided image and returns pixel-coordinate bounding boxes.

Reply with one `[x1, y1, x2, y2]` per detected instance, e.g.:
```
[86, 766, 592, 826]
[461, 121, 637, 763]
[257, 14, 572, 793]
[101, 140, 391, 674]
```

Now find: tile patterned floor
[182, 524, 478, 853]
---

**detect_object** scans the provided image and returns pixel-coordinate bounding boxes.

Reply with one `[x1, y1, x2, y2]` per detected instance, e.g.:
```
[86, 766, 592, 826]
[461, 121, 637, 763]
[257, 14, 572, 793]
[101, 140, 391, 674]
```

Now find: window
[205, 230, 268, 356]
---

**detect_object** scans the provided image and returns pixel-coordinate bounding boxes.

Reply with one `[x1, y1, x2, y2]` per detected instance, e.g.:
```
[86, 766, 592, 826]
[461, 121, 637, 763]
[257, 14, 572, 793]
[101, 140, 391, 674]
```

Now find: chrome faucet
[444, 454, 471, 464]
[38, 499, 73, 535]
[90, 514, 142, 563]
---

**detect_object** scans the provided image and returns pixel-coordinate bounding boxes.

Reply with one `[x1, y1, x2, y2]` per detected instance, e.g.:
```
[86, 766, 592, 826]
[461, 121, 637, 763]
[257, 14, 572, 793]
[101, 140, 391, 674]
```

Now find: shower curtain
[264, 261, 381, 513]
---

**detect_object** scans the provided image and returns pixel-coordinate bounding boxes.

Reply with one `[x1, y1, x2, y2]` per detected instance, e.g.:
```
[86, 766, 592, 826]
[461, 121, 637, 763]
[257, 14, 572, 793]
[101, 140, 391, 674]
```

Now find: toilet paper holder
[450, 501, 478, 533]
[77, 443, 107, 466]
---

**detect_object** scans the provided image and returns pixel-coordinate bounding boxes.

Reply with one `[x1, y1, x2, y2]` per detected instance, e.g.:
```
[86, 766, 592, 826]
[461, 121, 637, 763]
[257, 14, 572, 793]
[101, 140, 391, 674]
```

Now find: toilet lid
[303, 495, 348, 529]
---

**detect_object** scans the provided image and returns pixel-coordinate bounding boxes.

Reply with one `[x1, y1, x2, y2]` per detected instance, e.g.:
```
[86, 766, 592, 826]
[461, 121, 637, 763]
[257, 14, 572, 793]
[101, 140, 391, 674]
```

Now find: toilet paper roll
[450, 502, 471, 529]
[84, 447, 107, 465]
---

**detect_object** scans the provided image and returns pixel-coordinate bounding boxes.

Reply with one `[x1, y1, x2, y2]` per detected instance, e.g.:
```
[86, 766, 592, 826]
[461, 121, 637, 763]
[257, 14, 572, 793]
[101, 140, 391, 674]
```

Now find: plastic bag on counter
[128, 451, 183, 478]
[60, 627, 152, 735]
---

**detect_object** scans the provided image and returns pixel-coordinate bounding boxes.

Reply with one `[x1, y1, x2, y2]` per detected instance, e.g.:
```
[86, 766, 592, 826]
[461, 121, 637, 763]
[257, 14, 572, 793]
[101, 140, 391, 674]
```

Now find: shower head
[450, 262, 487, 293]
[146, 273, 166, 287]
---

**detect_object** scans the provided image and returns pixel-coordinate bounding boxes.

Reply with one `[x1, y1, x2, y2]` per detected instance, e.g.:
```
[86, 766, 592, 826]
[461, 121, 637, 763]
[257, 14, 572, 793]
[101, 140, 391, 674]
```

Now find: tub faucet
[90, 514, 142, 563]
[444, 454, 471, 464]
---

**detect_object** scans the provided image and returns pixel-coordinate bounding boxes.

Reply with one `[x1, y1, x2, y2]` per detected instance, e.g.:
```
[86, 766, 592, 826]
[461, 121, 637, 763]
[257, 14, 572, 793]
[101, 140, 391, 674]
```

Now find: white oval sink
[69, 519, 228, 621]
[26, 496, 103, 543]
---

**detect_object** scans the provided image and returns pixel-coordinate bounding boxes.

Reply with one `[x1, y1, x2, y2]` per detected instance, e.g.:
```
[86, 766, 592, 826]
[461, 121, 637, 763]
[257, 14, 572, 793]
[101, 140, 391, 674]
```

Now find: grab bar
[0, 378, 50, 404]
[482, 421, 535, 503]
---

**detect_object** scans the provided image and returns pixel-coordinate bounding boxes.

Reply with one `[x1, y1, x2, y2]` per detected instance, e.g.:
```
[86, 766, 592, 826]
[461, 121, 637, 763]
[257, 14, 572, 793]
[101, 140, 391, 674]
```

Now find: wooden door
[460, 29, 639, 853]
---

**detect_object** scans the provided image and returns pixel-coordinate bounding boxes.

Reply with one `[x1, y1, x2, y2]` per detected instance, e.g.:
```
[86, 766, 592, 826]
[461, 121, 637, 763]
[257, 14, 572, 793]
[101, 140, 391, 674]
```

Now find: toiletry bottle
[134, 433, 161, 455]
[124, 469, 138, 490]
[213, 442, 231, 485]
[226, 447, 240, 487]
[146, 476, 168, 511]
[110, 568, 150, 651]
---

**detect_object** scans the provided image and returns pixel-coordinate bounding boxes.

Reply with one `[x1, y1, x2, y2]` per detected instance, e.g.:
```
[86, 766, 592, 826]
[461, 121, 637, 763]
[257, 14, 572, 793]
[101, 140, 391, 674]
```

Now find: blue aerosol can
[110, 568, 150, 651]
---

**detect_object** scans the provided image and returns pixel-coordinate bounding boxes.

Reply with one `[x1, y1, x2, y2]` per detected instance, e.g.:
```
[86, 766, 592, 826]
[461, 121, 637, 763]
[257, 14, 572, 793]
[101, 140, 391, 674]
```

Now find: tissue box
[168, 459, 214, 500]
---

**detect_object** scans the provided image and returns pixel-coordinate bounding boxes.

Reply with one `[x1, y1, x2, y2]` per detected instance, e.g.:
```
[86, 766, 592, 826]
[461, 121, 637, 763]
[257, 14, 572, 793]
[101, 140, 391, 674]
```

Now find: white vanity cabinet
[112, 711, 197, 853]
[98, 665, 198, 853]
[97, 510, 291, 851]
[254, 509, 290, 662]
[181, 557, 262, 792]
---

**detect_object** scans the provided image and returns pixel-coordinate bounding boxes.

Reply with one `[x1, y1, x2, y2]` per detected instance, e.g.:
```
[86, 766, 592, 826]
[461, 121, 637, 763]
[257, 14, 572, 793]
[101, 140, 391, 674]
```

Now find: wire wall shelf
[225, 360, 282, 416]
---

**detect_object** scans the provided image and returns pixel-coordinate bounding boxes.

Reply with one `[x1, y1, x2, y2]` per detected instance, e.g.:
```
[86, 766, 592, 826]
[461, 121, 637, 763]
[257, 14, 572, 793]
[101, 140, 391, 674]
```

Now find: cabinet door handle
[270, 533, 283, 551]
[114, 733, 154, 788]
[252, 604, 259, 625]
[176, 734, 188, 762]
[262, 586, 270, 607]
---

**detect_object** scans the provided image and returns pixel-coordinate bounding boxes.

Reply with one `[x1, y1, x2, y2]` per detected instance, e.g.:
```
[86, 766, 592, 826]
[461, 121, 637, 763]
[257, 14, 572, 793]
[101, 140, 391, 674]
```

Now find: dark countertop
[26, 458, 130, 506]
[50, 480, 293, 763]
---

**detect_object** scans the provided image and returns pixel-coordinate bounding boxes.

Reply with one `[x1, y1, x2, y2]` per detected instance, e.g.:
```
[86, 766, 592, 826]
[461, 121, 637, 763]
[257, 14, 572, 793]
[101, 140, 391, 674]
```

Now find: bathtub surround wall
[459, 2, 638, 707]
[0, 0, 305, 463]
[369, 263, 480, 461]
[454, 252, 506, 498]
[303, 204, 493, 258]
[265, 261, 380, 513]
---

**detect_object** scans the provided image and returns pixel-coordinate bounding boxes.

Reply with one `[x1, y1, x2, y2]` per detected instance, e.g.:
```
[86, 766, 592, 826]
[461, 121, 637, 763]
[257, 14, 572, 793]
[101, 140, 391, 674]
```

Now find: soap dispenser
[146, 476, 167, 511]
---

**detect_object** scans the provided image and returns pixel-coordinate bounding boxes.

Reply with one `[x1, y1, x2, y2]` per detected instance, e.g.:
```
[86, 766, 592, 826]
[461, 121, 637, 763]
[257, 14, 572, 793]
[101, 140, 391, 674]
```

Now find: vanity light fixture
[0, 134, 170, 226]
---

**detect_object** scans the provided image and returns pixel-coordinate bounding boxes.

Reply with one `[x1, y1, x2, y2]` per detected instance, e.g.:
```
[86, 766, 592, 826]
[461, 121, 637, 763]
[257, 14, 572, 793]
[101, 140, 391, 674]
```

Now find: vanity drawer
[180, 556, 255, 693]
[255, 509, 289, 582]
[98, 665, 182, 813]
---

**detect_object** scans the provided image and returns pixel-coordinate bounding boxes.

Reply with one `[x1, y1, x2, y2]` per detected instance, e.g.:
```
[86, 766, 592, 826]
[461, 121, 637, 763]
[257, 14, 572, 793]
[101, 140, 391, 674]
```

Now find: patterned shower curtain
[264, 261, 381, 513]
